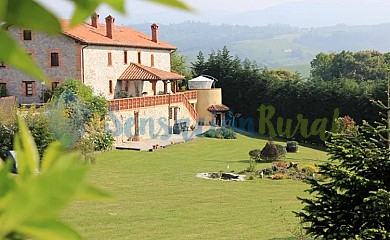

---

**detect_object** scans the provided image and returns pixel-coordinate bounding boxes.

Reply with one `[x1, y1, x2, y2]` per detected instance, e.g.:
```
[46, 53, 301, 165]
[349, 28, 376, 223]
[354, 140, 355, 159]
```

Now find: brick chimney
[105, 15, 115, 39]
[151, 23, 159, 43]
[91, 12, 99, 28]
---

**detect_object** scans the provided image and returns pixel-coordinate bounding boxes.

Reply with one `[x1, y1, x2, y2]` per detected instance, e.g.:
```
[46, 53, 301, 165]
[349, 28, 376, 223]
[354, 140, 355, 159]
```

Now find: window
[23, 30, 32, 40]
[151, 54, 154, 67]
[124, 50, 128, 64]
[51, 82, 59, 90]
[109, 80, 113, 94]
[137, 52, 141, 64]
[0, 83, 6, 97]
[108, 52, 112, 66]
[50, 52, 59, 67]
[25, 82, 33, 96]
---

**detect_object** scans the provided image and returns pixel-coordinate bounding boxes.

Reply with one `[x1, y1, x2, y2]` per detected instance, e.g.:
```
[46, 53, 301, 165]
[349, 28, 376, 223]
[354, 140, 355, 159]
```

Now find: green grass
[62, 134, 328, 239]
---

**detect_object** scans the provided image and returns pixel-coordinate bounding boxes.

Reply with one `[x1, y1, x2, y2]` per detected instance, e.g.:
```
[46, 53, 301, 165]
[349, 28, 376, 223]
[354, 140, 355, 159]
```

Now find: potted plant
[286, 141, 299, 153]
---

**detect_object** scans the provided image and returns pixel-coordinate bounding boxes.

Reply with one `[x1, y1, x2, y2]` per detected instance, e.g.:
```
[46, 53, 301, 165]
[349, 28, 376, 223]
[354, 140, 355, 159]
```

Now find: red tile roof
[119, 63, 184, 81]
[60, 19, 176, 50]
[208, 104, 230, 112]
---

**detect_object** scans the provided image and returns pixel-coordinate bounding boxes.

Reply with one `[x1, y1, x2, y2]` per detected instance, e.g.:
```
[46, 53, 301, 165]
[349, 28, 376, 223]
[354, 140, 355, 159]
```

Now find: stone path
[115, 126, 214, 151]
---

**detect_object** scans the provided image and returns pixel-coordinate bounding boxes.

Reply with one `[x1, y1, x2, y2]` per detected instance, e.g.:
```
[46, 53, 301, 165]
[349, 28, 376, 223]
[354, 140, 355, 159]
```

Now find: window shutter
[32, 82, 36, 95]
[21, 83, 26, 96]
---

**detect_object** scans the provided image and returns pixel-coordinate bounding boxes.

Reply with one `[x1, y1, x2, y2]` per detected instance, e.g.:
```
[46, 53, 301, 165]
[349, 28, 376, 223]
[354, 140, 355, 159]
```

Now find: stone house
[0, 13, 199, 141]
[0, 13, 184, 103]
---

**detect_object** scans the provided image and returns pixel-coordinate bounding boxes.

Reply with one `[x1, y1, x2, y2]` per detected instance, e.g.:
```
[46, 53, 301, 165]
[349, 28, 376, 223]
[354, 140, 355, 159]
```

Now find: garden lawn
[62, 134, 328, 240]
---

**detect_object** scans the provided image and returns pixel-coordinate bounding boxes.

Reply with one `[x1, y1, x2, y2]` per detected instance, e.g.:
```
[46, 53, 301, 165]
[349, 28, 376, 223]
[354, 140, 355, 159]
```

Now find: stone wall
[106, 102, 196, 143]
[83, 46, 172, 99]
[0, 27, 80, 104]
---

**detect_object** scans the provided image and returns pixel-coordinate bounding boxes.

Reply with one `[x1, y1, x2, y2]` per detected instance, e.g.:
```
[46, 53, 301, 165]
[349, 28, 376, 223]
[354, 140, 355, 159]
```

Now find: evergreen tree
[191, 51, 207, 76]
[296, 102, 390, 238]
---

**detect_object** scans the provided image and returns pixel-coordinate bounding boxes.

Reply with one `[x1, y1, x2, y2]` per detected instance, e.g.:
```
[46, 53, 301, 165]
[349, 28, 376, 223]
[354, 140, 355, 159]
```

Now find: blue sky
[36, 0, 390, 27]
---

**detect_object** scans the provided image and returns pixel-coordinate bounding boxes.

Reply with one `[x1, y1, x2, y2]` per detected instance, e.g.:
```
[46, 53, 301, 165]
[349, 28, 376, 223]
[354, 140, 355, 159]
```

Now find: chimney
[91, 12, 99, 28]
[105, 15, 115, 39]
[151, 23, 159, 43]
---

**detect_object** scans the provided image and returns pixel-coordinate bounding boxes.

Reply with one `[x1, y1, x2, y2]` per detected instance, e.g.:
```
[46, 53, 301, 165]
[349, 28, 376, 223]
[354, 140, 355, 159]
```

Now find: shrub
[301, 165, 319, 176]
[203, 127, 237, 139]
[0, 104, 17, 159]
[204, 129, 217, 138]
[88, 131, 115, 151]
[23, 107, 55, 157]
[260, 141, 286, 161]
[0, 124, 17, 160]
[286, 141, 299, 153]
[53, 78, 108, 117]
[0, 84, 7, 97]
[249, 149, 261, 161]
[220, 126, 236, 139]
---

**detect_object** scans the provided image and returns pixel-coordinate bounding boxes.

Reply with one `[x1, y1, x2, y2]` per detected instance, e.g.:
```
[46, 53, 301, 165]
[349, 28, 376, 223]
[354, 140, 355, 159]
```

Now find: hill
[129, 22, 390, 77]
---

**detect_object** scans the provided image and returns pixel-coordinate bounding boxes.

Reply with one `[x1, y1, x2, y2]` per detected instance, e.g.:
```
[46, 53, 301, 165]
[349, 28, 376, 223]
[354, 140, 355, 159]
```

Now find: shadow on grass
[233, 127, 327, 153]
[268, 237, 298, 240]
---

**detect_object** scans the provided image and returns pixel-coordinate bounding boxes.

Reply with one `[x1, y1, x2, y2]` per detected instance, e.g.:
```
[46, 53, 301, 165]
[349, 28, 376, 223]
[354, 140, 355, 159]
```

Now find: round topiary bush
[260, 141, 286, 161]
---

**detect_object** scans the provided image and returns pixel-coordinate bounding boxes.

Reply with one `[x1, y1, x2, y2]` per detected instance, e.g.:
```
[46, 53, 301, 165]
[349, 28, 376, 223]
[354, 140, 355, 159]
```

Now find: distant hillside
[130, 22, 390, 77]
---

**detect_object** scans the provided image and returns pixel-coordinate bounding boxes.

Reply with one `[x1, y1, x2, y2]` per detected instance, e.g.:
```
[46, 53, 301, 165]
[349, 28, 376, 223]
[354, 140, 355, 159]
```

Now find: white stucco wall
[106, 102, 196, 143]
[0, 27, 80, 104]
[83, 46, 172, 99]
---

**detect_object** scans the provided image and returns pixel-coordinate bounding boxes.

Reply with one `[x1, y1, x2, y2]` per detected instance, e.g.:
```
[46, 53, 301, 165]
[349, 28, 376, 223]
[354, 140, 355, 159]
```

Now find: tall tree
[191, 51, 207, 76]
[296, 103, 390, 238]
[171, 51, 192, 90]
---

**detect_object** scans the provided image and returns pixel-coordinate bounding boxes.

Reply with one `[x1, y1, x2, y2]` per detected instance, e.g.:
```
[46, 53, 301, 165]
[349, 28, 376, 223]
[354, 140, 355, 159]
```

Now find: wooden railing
[182, 93, 198, 121]
[109, 91, 198, 121]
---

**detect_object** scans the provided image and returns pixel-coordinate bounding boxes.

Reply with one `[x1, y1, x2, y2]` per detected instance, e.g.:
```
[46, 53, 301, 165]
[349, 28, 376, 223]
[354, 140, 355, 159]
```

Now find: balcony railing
[109, 90, 198, 121]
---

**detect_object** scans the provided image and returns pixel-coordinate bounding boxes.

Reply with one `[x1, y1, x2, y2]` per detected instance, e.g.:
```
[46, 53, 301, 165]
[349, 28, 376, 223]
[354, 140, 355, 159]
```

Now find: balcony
[108, 90, 198, 121]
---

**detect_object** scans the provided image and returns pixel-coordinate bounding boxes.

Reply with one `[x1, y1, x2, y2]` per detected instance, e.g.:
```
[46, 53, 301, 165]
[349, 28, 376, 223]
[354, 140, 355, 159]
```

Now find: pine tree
[296, 99, 390, 238]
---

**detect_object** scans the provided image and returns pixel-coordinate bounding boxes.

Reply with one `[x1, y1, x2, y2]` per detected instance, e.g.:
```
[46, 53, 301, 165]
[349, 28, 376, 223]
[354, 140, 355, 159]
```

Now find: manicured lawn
[62, 134, 328, 239]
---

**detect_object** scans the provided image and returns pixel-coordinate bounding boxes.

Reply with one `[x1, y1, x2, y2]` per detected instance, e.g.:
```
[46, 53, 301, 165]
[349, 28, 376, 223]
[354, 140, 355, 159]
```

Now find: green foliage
[0, 84, 6, 97]
[296, 108, 390, 238]
[248, 149, 261, 161]
[333, 115, 359, 137]
[23, 106, 55, 158]
[191, 47, 387, 144]
[171, 51, 193, 90]
[0, 104, 17, 159]
[41, 89, 53, 103]
[53, 79, 108, 117]
[47, 90, 91, 149]
[82, 114, 114, 152]
[260, 141, 286, 161]
[300, 165, 318, 176]
[0, 117, 109, 240]
[203, 127, 236, 139]
[311, 50, 389, 82]
[286, 141, 299, 152]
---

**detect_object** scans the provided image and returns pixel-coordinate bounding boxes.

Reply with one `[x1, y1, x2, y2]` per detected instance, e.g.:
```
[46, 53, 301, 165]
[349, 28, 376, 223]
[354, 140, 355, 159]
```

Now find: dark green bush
[203, 127, 237, 139]
[248, 149, 261, 161]
[24, 109, 55, 157]
[204, 129, 217, 138]
[260, 141, 286, 161]
[0, 124, 17, 160]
